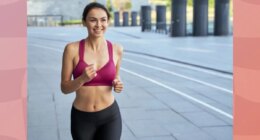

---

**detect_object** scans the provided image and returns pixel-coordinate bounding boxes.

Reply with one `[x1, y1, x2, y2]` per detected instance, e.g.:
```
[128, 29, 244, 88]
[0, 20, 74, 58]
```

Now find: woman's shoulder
[63, 41, 80, 55]
[65, 41, 80, 50]
[111, 42, 124, 56]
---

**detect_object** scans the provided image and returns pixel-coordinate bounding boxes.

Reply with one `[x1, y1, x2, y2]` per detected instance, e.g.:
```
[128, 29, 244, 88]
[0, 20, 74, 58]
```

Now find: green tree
[166, 0, 171, 8]
[165, 0, 215, 8]
[124, 1, 132, 10]
[106, 0, 112, 12]
[187, 0, 193, 6]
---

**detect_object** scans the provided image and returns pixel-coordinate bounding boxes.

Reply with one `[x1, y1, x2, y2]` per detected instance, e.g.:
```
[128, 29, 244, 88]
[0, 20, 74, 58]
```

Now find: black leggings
[71, 100, 122, 140]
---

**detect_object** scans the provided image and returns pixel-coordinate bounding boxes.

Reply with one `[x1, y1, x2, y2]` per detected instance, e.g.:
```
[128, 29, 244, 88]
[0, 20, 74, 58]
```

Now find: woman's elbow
[61, 87, 69, 94]
[61, 89, 69, 94]
[60, 83, 71, 94]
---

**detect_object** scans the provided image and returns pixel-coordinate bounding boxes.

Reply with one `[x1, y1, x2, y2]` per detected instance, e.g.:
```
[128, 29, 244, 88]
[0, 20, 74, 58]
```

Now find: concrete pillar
[123, 12, 129, 26]
[214, 0, 230, 35]
[156, 5, 166, 32]
[193, 0, 208, 36]
[131, 11, 138, 26]
[114, 11, 120, 26]
[170, 0, 187, 37]
[141, 5, 152, 32]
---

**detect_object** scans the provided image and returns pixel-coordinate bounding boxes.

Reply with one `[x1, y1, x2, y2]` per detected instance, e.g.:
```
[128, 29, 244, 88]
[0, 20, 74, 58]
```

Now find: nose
[95, 21, 101, 28]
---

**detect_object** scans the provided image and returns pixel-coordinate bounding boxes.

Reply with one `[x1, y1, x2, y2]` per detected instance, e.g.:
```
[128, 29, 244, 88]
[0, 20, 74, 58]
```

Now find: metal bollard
[114, 11, 120, 27]
[141, 5, 151, 32]
[123, 12, 129, 26]
[156, 5, 167, 32]
[214, 0, 230, 35]
[193, 0, 208, 36]
[131, 11, 138, 26]
[170, 0, 187, 37]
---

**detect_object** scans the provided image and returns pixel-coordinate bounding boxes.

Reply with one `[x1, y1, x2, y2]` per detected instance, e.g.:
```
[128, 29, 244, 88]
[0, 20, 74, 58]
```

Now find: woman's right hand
[81, 64, 97, 83]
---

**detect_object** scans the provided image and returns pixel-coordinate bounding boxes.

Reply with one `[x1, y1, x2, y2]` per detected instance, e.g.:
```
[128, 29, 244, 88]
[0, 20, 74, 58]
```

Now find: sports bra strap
[79, 39, 85, 60]
[107, 40, 113, 60]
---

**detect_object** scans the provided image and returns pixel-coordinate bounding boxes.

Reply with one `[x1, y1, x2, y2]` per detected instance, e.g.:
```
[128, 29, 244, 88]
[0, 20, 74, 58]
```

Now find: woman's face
[84, 8, 109, 38]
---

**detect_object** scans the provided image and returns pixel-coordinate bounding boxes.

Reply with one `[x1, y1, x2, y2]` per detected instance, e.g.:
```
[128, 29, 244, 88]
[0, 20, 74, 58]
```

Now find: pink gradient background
[234, 0, 260, 140]
[0, 0, 27, 140]
[0, 0, 260, 140]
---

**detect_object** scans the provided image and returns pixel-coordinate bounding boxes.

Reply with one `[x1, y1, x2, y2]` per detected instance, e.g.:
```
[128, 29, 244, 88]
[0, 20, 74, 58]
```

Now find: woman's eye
[89, 19, 96, 22]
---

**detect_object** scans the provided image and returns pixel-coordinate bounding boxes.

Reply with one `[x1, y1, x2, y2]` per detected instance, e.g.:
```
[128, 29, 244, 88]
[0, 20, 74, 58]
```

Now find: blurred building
[27, 0, 92, 21]
[27, 0, 149, 26]
[27, 0, 149, 19]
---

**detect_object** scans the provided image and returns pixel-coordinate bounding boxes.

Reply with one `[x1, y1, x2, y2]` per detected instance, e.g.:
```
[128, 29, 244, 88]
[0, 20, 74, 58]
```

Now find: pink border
[0, 0, 27, 140]
[1, 0, 260, 139]
[234, 0, 260, 140]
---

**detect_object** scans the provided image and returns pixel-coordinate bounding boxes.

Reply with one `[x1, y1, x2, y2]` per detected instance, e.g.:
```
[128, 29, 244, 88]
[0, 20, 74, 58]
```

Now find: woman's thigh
[94, 114, 122, 140]
[71, 106, 97, 140]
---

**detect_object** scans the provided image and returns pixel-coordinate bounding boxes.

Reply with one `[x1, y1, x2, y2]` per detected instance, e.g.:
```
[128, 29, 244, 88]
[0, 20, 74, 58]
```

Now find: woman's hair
[82, 2, 111, 21]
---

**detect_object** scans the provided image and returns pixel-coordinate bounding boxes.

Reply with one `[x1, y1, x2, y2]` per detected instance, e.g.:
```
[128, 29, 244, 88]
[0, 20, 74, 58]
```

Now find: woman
[60, 2, 124, 140]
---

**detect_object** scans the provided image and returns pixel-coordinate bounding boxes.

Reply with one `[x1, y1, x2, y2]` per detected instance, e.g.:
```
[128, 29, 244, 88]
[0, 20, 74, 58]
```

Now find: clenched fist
[81, 64, 97, 82]
[112, 79, 123, 93]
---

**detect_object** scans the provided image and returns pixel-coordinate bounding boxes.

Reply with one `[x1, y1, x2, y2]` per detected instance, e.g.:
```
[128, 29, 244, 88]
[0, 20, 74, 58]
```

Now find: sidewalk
[107, 27, 233, 74]
[28, 26, 233, 74]
[28, 26, 233, 140]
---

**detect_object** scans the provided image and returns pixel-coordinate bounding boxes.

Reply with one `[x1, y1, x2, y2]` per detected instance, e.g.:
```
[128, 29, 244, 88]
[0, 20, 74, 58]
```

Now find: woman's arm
[60, 44, 85, 94]
[113, 43, 124, 93]
[60, 43, 96, 94]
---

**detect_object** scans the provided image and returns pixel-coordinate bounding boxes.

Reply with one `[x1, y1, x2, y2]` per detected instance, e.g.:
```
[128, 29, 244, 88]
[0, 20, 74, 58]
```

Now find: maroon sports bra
[72, 39, 116, 86]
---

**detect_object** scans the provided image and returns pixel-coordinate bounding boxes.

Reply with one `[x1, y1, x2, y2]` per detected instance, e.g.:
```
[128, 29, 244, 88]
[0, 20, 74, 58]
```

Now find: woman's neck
[86, 36, 105, 51]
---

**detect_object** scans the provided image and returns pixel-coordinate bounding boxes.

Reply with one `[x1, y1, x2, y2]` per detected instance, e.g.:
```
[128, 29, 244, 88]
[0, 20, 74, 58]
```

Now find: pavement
[28, 26, 233, 140]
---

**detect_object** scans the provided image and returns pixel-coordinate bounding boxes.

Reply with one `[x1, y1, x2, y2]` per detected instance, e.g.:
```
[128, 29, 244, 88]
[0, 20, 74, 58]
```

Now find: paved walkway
[28, 26, 233, 140]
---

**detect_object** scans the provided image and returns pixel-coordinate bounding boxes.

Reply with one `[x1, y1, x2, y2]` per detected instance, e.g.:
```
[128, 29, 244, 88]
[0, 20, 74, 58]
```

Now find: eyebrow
[88, 17, 107, 19]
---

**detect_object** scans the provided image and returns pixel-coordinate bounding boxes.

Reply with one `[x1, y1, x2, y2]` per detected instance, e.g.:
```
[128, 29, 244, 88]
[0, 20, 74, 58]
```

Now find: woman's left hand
[112, 79, 123, 93]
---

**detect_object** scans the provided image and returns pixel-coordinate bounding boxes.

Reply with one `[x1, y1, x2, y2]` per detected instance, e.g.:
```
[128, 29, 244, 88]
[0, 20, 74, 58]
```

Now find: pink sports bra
[72, 39, 116, 86]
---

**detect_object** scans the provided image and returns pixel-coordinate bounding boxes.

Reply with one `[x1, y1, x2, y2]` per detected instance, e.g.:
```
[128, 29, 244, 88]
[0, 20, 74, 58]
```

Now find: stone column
[156, 5, 166, 32]
[123, 11, 129, 26]
[193, 0, 208, 36]
[131, 11, 138, 26]
[141, 5, 151, 32]
[170, 0, 187, 37]
[114, 11, 120, 26]
[214, 0, 230, 35]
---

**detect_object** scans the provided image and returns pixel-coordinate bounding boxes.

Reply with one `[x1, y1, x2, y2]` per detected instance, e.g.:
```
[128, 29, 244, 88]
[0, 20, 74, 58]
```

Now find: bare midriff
[73, 86, 114, 112]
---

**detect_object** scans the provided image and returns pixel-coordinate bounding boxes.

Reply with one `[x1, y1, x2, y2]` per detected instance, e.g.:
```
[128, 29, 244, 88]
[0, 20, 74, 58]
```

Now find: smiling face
[83, 8, 109, 38]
